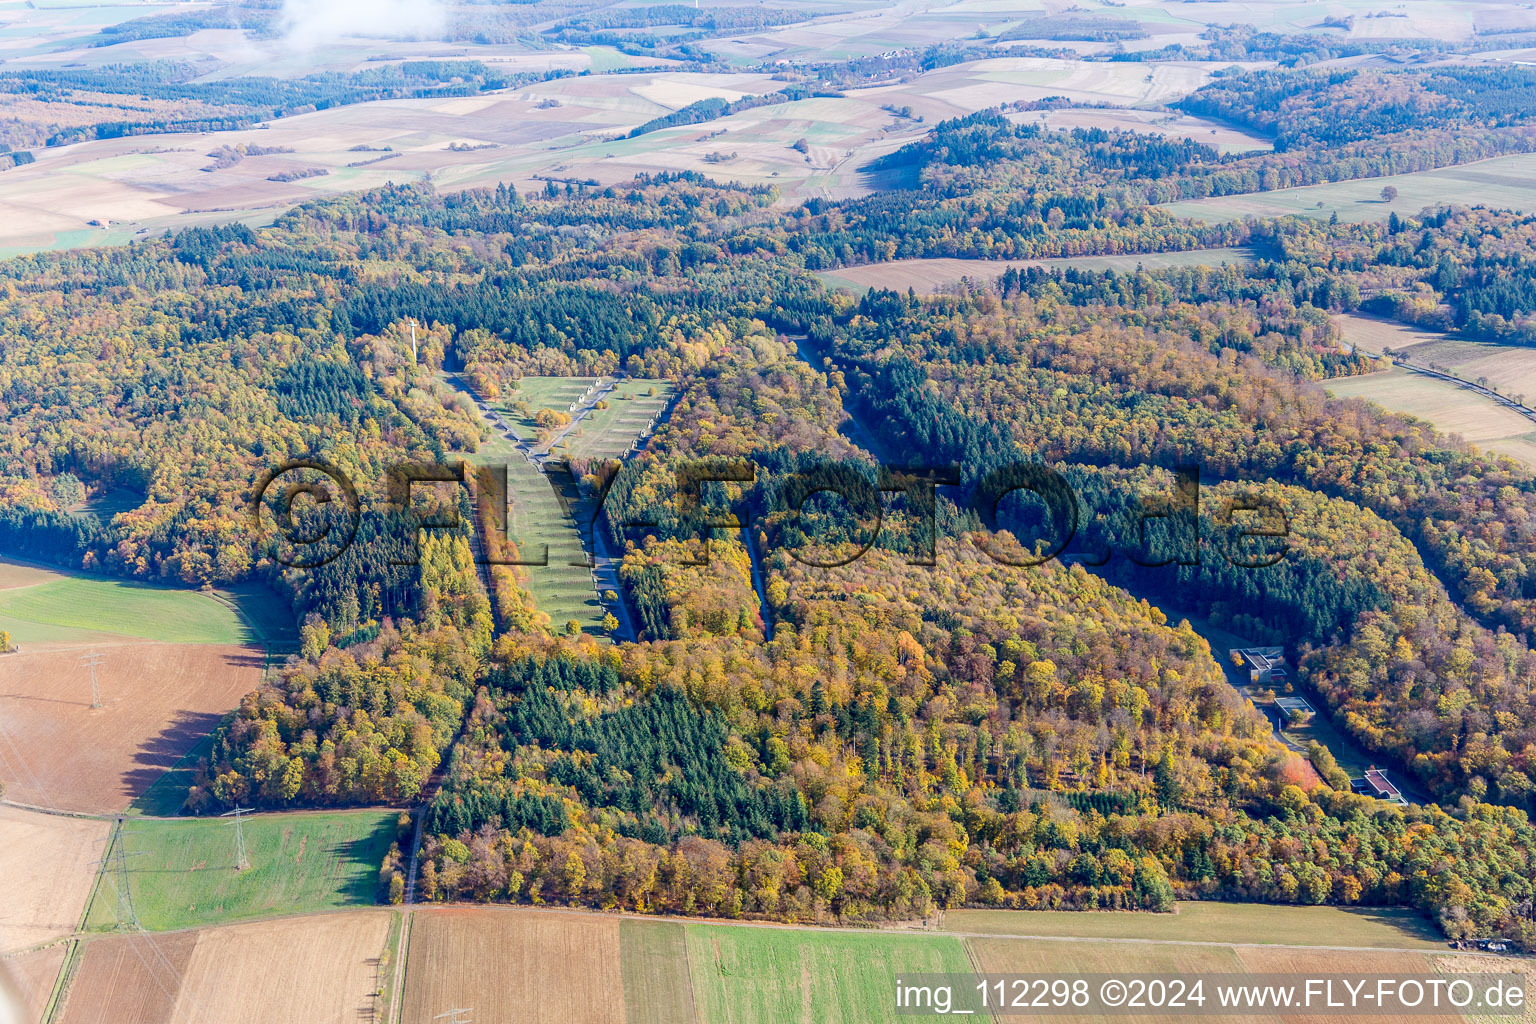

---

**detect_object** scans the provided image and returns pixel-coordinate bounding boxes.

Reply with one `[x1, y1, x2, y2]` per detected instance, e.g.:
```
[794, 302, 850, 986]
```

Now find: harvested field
[1337, 313, 1536, 400]
[0, 49, 1238, 256]
[1325, 367, 1536, 470]
[401, 907, 625, 1024]
[1161, 152, 1536, 224]
[964, 939, 1472, 1024]
[85, 811, 399, 933]
[0, 561, 64, 591]
[686, 924, 973, 1024]
[172, 911, 391, 1024]
[57, 929, 197, 1024]
[58, 911, 391, 1024]
[818, 247, 1253, 293]
[1232, 947, 1464, 1024]
[1027, 106, 1272, 154]
[0, 806, 110, 952]
[0, 643, 262, 813]
[946, 902, 1444, 948]
[0, 943, 66, 1024]
[621, 919, 697, 1024]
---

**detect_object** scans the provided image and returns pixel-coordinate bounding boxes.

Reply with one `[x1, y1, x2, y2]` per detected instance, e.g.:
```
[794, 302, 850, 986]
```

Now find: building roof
[1364, 768, 1403, 801]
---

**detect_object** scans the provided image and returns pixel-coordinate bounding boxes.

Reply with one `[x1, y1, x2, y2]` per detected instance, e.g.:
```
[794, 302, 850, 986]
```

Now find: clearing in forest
[565, 379, 674, 462]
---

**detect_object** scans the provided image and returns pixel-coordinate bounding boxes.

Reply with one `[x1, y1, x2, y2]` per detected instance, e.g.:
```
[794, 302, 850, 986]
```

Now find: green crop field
[1161, 153, 1536, 224]
[0, 574, 256, 646]
[566, 379, 674, 461]
[86, 810, 401, 932]
[686, 925, 973, 1024]
[622, 919, 699, 1024]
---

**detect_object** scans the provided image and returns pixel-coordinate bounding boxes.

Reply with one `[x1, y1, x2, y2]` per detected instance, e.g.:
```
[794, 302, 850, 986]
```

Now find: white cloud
[280, 0, 449, 48]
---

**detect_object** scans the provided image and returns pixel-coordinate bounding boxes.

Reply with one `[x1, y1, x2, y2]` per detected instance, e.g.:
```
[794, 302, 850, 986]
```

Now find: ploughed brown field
[0, 644, 261, 813]
[57, 911, 391, 1024]
[401, 907, 625, 1024]
[1, 944, 67, 1023]
[0, 805, 111, 952]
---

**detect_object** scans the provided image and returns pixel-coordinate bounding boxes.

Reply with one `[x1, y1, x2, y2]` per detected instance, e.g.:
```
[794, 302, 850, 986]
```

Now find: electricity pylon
[95, 820, 146, 930]
[79, 651, 105, 708]
[221, 806, 254, 871]
[433, 1009, 473, 1023]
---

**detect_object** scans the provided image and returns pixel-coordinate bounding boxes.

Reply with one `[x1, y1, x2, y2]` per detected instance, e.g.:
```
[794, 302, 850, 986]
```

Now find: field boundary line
[959, 933, 1001, 1024]
[74, 818, 119, 935]
[0, 798, 115, 821]
[681, 922, 704, 1024]
[39, 937, 80, 1024]
[390, 910, 416, 1024]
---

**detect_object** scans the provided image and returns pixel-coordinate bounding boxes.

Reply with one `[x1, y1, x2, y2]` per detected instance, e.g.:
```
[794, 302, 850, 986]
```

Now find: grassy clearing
[68, 487, 142, 524]
[622, 919, 698, 1024]
[686, 924, 973, 1024]
[494, 376, 598, 442]
[0, 575, 254, 646]
[945, 901, 1444, 948]
[583, 45, 634, 72]
[1161, 152, 1536, 223]
[86, 811, 401, 932]
[566, 379, 674, 461]
[504, 456, 607, 635]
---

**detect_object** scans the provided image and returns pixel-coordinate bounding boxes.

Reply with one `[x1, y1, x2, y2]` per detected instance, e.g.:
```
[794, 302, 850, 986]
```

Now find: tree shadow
[121, 709, 226, 802]
[1335, 906, 1444, 944]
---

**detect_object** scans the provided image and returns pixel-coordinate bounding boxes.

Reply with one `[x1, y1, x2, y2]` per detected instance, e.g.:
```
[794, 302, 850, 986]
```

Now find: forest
[9, 59, 1536, 941]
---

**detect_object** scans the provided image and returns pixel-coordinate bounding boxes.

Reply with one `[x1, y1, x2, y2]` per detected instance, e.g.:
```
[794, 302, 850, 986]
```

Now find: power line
[220, 806, 255, 872]
[95, 819, 147, 930]
[78, 651, 105, 708]
[433, 1009, 473, 1024]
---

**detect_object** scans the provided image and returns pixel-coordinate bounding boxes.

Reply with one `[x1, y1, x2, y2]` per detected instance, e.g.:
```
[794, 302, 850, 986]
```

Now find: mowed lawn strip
[620, 919, 698, 1024]
[945, 902, 1444, 948]
[503, 454, 606, 634]
[0, 576, 252, 645]
[685, 924, 973, 1024]
[86, 810, 401, 932]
